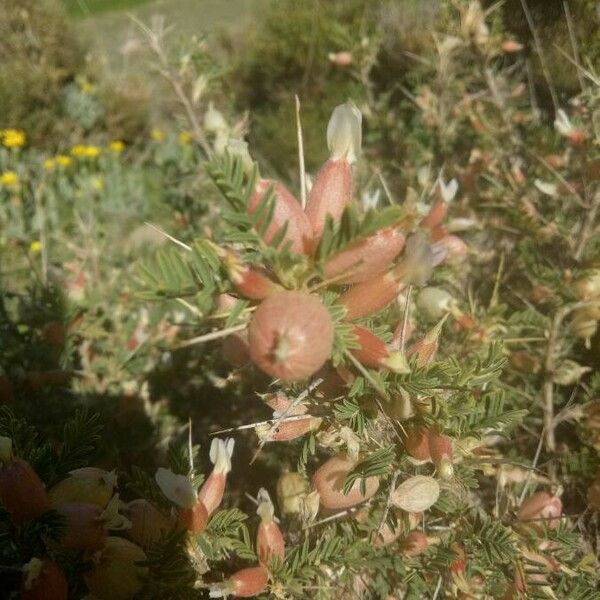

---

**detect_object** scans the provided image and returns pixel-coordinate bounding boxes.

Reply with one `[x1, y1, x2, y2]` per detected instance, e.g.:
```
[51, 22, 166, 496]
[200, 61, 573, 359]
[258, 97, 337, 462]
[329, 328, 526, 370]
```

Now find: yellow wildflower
[43, 158, 56, 171]
[91, 176, 104, 191]
[109, 140, 125, 153]
[178, 131, 192, 145]
[78, 77, 95, 94]
[0, 171, 19, 187]
[71, 145, 100, 158]
[29, 241, 42, 254]
[56, 155, 72, 167]
[2, 129, 26, 148]
[151, 128, 165, 142]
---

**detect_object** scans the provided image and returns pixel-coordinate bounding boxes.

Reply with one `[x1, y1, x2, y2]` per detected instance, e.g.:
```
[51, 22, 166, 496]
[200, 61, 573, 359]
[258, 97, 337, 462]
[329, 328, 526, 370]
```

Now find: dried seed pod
[55, 502, 107, 551]
[323, 227, 405, 284]
[403, 426, 431, 462]
[312, 454, 380, 510]
[248, 179, 313, 255]
[198, 438, 235, 515]
[0, 438, 49, 524]
[21, 558, 68, 600]
[210, 566, 269, 598]
[400, 530, 429, 557]
[124, 499, 173, 549]
[338, 271, 406, 321]
[350, 325, 410, 373]
[248, 291, 334, 381]
[427, 432, 454, 480]
[49, 467, 117, 508]
[84, 537, 147, 600]
[391, 476, 440, 513]
[517, 491, 562, 529]
[256, 488, 285, 565]
[276, 471, 309, 515]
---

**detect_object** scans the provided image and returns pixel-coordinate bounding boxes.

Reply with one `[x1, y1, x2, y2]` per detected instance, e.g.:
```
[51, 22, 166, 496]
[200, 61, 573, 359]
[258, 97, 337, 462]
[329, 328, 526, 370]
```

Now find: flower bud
[248, 291, 334, 381]
[256, 488, 285, 564]
[391, 476, 440, 513]
[323, 227, 405, 284]
[248, 179, 313, 255]
[416, 287, 456, 321]
[210, 566, 269, 598]
[421, 201, 448, 230]
[350, 325, 410, 373]
[276, 471, 309, 515]
[313, 454, 379, 510]
[49, 467, 117, 508]
[204, 102, 228, 133]
[22, 558, 68, 600]
[124, 499, 173, 549]
[84, 537, 147, 600]
[179, 498, 209, 534]
[198, 437, 235, 515]
[407, 315, 448, 368]
[0, 444, 49, 524]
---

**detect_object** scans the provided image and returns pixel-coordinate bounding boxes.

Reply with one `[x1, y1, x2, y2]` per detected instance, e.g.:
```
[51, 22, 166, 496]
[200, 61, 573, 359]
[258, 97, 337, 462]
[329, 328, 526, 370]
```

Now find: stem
[295, 95, 307, 209]
[175, 323, 247, 349]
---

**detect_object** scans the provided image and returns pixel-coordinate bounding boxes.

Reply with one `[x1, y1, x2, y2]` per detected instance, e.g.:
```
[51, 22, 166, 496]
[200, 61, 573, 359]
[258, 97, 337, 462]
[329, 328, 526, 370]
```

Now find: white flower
[438, 177, 458, 202]
[155, 467, 197, 508]
[209, 437, 235, 474]
[204, 102, 228, 133]
[327, 100, 362, 163]
[554, 109, 573, 136]
[534, 179, 557, 197]
[361, 189, 381, 211]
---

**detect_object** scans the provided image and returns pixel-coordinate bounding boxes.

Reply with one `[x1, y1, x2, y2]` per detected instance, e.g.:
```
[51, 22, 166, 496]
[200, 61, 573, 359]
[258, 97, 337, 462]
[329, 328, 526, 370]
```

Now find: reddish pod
[421, 200, 448, 230]
[248, 291, 334, 382]
[248, 179, 313, 254]
[198, 437, 235, 516]
[403, 426, 431, 462]
[407, 315, 448, 368]
[211, 566, 269, 598]
[313, 454, 380, 510]
[305, 158, 353, 244]
[0, 441, 49, 524]
[55, 502, 107, 551]
[323, 227, 405, 284]
[125, 499, 173, 549]
[401, 530, 429, 557]
[350, 325, 409, 373]
[21, 559, 68, 600]
[256, 488, 285, 565]
[221, 249, 282, 300]
[179, 499, 209, 534]
[427, 432, 454, 480]
[517, 491, 562, 530]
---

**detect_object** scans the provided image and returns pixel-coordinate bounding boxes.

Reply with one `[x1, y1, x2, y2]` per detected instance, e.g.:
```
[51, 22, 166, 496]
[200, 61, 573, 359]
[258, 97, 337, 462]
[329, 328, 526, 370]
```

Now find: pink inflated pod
[256, 488, 285, 565]
[403, 426, 431, 462]
[248, 179, 313, 254]
[323, 226, 406, 284]
[198, 437, 235, 516]
[350, 325, 409, 373]
[305, 101, 362, 244]
[209, 566, 269, 598]
[407, 314, 448, 368]
[221, 249, 282, 300]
